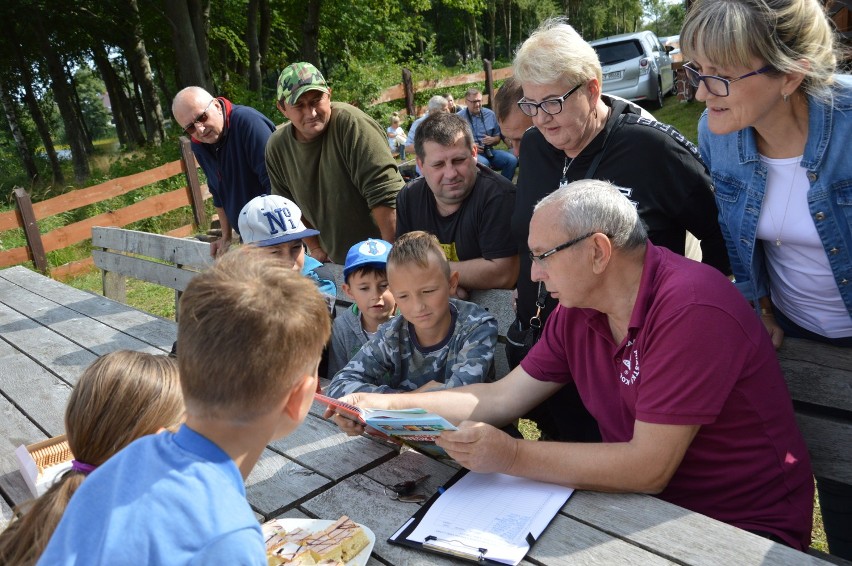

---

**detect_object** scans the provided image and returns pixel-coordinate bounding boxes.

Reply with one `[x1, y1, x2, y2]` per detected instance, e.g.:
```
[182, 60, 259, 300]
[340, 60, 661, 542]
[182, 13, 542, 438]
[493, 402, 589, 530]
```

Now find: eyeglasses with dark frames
[517, 83, 583, 117]
[183, 99, 216, 135]
[529, 232, 596, 265]
[682, 63, 774, 97]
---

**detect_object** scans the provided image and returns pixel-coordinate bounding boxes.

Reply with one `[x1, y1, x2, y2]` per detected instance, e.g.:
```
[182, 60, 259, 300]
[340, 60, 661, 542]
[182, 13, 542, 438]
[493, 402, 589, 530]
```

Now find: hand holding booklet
[314, 393, 457, 457]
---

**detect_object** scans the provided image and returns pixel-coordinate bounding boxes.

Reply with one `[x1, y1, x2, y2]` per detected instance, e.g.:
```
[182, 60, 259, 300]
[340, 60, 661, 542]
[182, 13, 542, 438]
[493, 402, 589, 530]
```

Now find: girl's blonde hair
[0, 351, 184, 565]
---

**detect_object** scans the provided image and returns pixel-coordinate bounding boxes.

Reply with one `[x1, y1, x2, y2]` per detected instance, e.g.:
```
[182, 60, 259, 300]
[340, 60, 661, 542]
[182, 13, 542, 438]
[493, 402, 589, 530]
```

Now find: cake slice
[300, 516, 369, 563]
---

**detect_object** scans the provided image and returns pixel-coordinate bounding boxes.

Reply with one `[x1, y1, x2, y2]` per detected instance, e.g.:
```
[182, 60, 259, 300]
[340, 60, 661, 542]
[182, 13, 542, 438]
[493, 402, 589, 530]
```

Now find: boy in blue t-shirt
[327, 238, 397, 377]
[327, 231, 497, 397]
[238, 194, 337, 310]
[39, 251, 332, 564]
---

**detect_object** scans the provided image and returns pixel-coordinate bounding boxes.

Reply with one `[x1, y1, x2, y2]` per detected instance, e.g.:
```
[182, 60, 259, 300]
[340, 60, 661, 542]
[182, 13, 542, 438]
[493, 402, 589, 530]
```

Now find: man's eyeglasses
[529, 232, 596, 265]
[466, 98, 483, 104]
[683, 63, 774, 97]
[517, 83, 583, 117]
[183, 99, 216, 135]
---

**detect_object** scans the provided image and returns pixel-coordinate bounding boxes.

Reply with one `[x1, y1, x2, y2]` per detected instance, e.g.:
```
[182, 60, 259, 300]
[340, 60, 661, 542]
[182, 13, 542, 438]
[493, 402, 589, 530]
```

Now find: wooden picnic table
[0, 265, 832, 565]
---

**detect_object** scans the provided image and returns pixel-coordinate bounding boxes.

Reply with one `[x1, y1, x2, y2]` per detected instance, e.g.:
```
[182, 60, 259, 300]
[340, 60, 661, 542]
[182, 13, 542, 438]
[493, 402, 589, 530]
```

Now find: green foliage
[73, 65, 114, 140]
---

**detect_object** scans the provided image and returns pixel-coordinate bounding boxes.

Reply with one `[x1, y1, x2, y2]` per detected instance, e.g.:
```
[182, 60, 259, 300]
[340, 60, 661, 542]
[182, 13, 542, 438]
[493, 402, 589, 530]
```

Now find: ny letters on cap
[238, 194, 320, 247]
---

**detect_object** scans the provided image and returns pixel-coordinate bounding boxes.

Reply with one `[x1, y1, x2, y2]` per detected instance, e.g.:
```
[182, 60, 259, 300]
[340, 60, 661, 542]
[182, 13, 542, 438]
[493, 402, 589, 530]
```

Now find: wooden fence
[371, 60, 513, 117]
[0, 138, 209, 280]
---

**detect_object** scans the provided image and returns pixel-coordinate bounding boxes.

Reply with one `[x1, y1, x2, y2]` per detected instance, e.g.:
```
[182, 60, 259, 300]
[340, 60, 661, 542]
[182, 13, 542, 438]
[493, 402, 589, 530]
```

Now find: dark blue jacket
[191, 98, 275, 233]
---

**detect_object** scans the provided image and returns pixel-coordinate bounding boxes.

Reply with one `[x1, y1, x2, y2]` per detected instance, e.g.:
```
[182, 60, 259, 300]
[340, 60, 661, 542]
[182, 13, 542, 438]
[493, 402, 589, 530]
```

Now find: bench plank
[778, 338, 852, 413]
[92, 226, 212, 270]
[796, 414, 852, 484]
[92, 250, 199, 292]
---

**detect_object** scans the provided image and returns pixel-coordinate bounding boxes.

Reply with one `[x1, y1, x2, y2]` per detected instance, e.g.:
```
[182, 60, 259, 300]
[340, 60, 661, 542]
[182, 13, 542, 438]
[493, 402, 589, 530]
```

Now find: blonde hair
[177, 248, 331, 421]
[387, 231, 451, 279]
[0, 351, 183, 566]
[513, 17, 602, 86]
[680, 0, 838, 98]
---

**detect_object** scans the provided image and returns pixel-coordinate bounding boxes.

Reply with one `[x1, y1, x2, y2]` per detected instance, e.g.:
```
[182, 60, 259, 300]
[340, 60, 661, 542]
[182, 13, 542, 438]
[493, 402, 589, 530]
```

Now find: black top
[397, 164, 517, 261]
[513, 96, 730, 324]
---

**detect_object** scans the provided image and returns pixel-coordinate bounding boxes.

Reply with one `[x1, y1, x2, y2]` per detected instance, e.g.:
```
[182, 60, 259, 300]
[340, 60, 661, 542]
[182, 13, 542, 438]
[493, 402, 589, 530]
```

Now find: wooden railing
[0, 138, 210, 280]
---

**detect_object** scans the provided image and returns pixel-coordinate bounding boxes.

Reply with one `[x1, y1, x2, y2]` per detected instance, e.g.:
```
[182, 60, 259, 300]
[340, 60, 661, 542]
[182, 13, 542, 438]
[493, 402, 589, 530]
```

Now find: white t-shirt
[757, 155, 852, 337]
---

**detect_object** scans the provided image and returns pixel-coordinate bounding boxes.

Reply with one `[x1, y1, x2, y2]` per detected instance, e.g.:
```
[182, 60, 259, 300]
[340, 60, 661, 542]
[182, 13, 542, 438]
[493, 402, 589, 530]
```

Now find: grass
[653, 94, 706, 144]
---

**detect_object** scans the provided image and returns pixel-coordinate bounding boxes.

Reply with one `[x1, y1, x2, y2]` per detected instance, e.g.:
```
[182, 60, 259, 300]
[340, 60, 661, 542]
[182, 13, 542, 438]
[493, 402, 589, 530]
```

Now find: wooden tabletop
[0, 265, 830, 565]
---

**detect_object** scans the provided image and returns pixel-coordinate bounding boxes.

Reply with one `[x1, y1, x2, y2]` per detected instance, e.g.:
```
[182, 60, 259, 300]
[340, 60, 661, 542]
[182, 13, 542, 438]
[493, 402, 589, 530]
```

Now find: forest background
[0, 0, 686, 193]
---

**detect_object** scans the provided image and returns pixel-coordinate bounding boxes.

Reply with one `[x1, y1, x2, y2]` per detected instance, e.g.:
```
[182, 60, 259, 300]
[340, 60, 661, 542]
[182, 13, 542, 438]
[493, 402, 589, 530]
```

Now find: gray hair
[513, 17, 602, 86]
[427, 95, 448, 113]
[680, 0, 838, 99]
[534, 179, 647, 250]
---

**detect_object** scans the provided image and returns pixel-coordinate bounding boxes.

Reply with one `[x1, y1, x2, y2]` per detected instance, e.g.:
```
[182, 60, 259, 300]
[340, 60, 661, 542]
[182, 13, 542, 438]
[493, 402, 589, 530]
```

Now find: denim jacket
[698, 75, 852, 316]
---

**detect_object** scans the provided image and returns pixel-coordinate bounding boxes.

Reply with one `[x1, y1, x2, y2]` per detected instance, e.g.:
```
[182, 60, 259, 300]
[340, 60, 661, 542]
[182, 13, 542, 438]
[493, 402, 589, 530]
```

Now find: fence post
[12, 187, 48, 273]
[179, 137, 208, 229]
[402, 68, 415, 118]
[483, 59, 494, 108]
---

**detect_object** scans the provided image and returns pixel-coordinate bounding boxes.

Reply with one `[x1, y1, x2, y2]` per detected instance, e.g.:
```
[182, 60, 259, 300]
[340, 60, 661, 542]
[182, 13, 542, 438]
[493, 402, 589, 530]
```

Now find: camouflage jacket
[326, 298, 497, 397]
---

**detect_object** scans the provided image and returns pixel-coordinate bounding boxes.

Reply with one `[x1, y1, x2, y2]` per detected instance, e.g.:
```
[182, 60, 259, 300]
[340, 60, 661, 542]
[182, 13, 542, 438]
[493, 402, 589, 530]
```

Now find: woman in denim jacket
[682, 0, 852, 559]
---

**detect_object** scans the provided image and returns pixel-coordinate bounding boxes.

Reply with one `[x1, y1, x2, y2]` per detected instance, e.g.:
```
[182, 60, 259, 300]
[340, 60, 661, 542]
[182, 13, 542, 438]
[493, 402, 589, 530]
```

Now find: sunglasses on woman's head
[183, 99, 215, 135]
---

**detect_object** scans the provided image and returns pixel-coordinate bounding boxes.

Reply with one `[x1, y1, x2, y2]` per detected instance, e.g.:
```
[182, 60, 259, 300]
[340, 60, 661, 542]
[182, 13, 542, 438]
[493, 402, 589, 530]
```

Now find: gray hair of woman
[535, 179, 648, 251]
[680, 0, 840, 99]
[513, 17, 602, 86]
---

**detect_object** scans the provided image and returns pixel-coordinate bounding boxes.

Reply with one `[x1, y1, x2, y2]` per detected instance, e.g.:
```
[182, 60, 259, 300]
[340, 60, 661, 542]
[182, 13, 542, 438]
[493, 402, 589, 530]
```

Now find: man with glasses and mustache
[265, 62, 404, 264]
[172, 87, 276, 257]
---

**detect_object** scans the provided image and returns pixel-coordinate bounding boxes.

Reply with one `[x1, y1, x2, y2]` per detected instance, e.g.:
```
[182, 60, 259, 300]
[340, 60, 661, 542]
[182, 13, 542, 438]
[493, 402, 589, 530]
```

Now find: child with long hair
[0, 350, 184, 565]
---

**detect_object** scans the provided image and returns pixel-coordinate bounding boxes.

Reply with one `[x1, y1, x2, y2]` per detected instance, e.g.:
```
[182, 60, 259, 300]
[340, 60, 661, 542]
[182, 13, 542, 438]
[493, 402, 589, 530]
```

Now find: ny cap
[238, 194, 319, 247]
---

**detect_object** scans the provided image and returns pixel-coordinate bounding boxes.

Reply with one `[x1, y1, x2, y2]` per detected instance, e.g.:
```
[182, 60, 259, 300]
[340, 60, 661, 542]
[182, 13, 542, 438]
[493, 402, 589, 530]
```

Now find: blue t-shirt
[38, 425, 265, 565]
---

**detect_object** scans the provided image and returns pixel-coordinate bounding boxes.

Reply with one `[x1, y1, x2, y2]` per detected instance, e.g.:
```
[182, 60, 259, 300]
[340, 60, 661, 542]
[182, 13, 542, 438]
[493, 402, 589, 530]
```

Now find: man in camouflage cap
[265, 62, 404, 264]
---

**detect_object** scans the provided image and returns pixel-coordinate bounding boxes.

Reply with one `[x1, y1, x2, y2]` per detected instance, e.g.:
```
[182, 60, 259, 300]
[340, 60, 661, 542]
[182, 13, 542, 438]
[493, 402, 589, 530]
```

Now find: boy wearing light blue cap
[327, 239, 397, 377]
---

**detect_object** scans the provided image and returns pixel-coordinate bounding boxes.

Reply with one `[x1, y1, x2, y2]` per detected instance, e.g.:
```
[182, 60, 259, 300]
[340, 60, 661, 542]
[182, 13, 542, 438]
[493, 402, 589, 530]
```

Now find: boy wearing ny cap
[265, 62, 404, 265]
[327, 239, 398, 378]
[239, 194, 336, 308]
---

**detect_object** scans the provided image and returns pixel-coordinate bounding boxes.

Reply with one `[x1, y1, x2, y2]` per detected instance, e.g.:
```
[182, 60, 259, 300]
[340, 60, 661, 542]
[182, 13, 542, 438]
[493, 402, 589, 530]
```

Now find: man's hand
[436, 421, 519, 474]
[482, 134, 502, 146]
[210, 237, 231, 258]
[323, 392, 389, 435]
[454, 284, 470, 300]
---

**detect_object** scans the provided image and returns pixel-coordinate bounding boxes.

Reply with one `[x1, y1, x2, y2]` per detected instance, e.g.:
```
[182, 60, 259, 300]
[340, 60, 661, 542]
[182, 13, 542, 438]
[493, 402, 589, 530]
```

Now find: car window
[593, 40, 644, 65]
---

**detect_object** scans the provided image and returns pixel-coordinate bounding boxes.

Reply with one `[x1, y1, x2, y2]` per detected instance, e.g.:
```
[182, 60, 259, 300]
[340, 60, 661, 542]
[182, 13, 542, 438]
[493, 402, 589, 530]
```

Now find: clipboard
[387, 469, 570, 565]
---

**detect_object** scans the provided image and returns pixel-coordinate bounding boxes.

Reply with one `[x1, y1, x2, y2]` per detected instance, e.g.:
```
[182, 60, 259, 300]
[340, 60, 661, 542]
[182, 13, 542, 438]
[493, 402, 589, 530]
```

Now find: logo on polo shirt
[619, 339, 640, 386]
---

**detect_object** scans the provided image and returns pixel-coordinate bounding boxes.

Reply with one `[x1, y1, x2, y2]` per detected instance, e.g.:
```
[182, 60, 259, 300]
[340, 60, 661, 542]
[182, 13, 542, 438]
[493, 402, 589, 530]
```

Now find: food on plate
[265, 516, 370, 565]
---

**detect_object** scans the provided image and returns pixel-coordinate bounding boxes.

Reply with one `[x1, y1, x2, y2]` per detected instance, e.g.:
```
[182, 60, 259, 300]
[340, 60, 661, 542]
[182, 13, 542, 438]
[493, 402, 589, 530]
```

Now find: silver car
[590, 31, 675, 108]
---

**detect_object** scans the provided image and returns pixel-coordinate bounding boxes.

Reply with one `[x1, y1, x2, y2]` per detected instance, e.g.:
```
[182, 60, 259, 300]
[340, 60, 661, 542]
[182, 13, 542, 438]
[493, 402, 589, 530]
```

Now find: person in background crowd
[444, 93, 462, 113]
[493, 77, 532, 157]
[404, 95, 449, 158]
[458, 88, 518, 180]
[266, 62, 403, 264]
[387, 113, 407, 159]
[172, 87, 275, 257]
[681, 0, 852, 558]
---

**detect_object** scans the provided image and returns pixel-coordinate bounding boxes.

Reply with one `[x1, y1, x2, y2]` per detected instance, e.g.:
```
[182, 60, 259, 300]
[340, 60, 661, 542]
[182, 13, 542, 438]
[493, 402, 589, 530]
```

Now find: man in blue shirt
[457, 88, 518, 181]
[173, 87, 275, 257]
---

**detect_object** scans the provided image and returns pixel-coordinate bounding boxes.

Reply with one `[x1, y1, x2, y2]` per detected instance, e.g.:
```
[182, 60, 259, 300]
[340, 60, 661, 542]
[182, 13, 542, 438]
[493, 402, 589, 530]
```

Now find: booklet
[314, 393, 457, 457]
[388, 469, 574, 565]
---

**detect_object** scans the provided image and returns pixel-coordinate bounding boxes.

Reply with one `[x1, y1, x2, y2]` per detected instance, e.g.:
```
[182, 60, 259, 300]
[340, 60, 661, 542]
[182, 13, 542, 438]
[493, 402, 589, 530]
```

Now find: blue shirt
[698, 75, 852, 317]
[458, 107, 502, 148]
[192, 99, 275, 234]
[38, 425, 265, 565]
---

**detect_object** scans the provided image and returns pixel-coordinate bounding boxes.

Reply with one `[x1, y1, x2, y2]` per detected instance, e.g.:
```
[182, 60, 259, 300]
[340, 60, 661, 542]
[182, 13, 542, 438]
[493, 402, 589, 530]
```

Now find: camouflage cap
[276, 62, 330, 106]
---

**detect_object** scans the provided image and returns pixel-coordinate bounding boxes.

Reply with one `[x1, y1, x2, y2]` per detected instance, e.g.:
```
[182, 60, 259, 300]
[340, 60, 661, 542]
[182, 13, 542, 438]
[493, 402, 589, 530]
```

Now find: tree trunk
[0, 79, 39, 181]
[67, 67, 96, 153]
[301, 0, 322, 67]
[164, 1, 209, 90]
[502, 0, 511, 59]
[247, 0, 261, 92]
[259, 0, 271, 75]
[34, 13, 89, 183]
[92, 44, 145, 148]
[469, 11, 479, 59]
[487, 1, 496, 62]
[124, 0, 164, 145]
[12, 37, 63, 185]
[188, 0, 214, 92]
